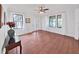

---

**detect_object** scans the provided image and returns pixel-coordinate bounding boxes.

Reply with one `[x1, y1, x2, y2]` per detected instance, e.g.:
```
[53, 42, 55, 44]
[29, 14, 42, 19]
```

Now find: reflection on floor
[8, 30, 79, 54]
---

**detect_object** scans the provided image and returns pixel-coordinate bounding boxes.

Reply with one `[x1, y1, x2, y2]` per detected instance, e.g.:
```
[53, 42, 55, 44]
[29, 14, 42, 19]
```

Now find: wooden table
[5, 41, 22, 54]
[5, 35, 22, 54]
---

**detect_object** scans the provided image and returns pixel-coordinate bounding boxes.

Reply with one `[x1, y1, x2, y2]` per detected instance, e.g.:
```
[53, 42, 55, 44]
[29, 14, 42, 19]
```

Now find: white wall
[74, 9, 79, 40]
[65, 9, 75, 37]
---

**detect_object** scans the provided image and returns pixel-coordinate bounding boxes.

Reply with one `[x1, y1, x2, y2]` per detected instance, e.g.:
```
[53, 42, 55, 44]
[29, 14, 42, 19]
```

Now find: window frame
[57, 15, 62, 28]
[49, 16, 57, 28]
[49, 14, 62, 28]
[13, 14, 23, 29]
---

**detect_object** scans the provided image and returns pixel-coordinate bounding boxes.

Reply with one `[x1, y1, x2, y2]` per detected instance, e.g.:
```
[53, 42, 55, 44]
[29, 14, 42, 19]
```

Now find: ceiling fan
[35, 5, 49, 14]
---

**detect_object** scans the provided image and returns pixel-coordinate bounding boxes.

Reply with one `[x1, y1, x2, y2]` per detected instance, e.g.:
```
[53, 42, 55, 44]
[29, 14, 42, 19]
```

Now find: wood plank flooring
[8, 30, 79, 54]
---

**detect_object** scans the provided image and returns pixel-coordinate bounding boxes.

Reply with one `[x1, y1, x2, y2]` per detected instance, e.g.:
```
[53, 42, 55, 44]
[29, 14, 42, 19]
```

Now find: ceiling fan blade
[44, 8, 49, 10]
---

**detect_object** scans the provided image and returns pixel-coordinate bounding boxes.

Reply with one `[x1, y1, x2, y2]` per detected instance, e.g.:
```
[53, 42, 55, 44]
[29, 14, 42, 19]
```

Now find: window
[13, 14, 23, 29]
[49, 16, 57, 27]
[57, 15, 62, 28]
[49, 15, 62, 28]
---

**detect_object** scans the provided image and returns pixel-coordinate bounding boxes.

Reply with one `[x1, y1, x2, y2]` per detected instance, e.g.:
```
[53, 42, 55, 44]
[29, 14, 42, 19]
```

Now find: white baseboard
[74, 37, 79, 40]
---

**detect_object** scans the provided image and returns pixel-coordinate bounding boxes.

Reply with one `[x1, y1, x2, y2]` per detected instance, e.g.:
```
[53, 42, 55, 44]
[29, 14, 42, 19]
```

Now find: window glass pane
[13, 15, 19, 21]
[17, 22, 22, 28]
[13, 14, 23, 21]
[15, 22, 23, 28]
[58, 21, 62, 28]
[49, 18, 53, 22]
[53, 19, 57, 22]
[49, 23, 52, 27]
[53, 21, 57, 27]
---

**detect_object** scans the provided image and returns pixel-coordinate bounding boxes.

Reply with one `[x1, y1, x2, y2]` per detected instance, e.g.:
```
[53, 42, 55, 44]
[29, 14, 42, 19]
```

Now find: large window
[13, 14, 23, 29]
[49, 15, 62, 28]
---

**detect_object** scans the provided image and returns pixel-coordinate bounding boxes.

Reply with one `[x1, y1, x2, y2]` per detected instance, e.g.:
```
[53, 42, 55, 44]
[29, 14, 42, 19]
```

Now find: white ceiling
[2, 4, 79, 14]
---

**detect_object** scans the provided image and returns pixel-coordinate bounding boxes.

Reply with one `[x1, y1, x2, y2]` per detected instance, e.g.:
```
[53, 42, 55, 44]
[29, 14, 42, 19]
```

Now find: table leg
[20, 44, 22, 54]
[5, 49, 8, 54]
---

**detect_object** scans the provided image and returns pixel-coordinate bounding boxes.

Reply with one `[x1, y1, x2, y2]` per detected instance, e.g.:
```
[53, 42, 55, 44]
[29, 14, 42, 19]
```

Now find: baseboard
[43, 30, 74, 38]
[74, 37, 79, 40]
[19, 30, 42, 36]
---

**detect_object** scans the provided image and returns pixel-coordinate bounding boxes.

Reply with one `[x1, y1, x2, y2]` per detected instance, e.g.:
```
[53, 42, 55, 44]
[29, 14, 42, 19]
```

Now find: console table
[5, 35, 22, 54]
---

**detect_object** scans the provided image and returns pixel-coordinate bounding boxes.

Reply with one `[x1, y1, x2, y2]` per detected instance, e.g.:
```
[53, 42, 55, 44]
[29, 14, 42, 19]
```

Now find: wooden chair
[5, 41, 22, 54]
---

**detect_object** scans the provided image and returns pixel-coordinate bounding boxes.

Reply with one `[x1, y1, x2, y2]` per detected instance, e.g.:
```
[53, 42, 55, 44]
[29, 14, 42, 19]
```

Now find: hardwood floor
[8, 30, 79, 54]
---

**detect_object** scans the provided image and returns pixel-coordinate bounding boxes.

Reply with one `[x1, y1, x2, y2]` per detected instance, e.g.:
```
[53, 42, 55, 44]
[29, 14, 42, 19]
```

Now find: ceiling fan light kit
[39, 11, 44, 14]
